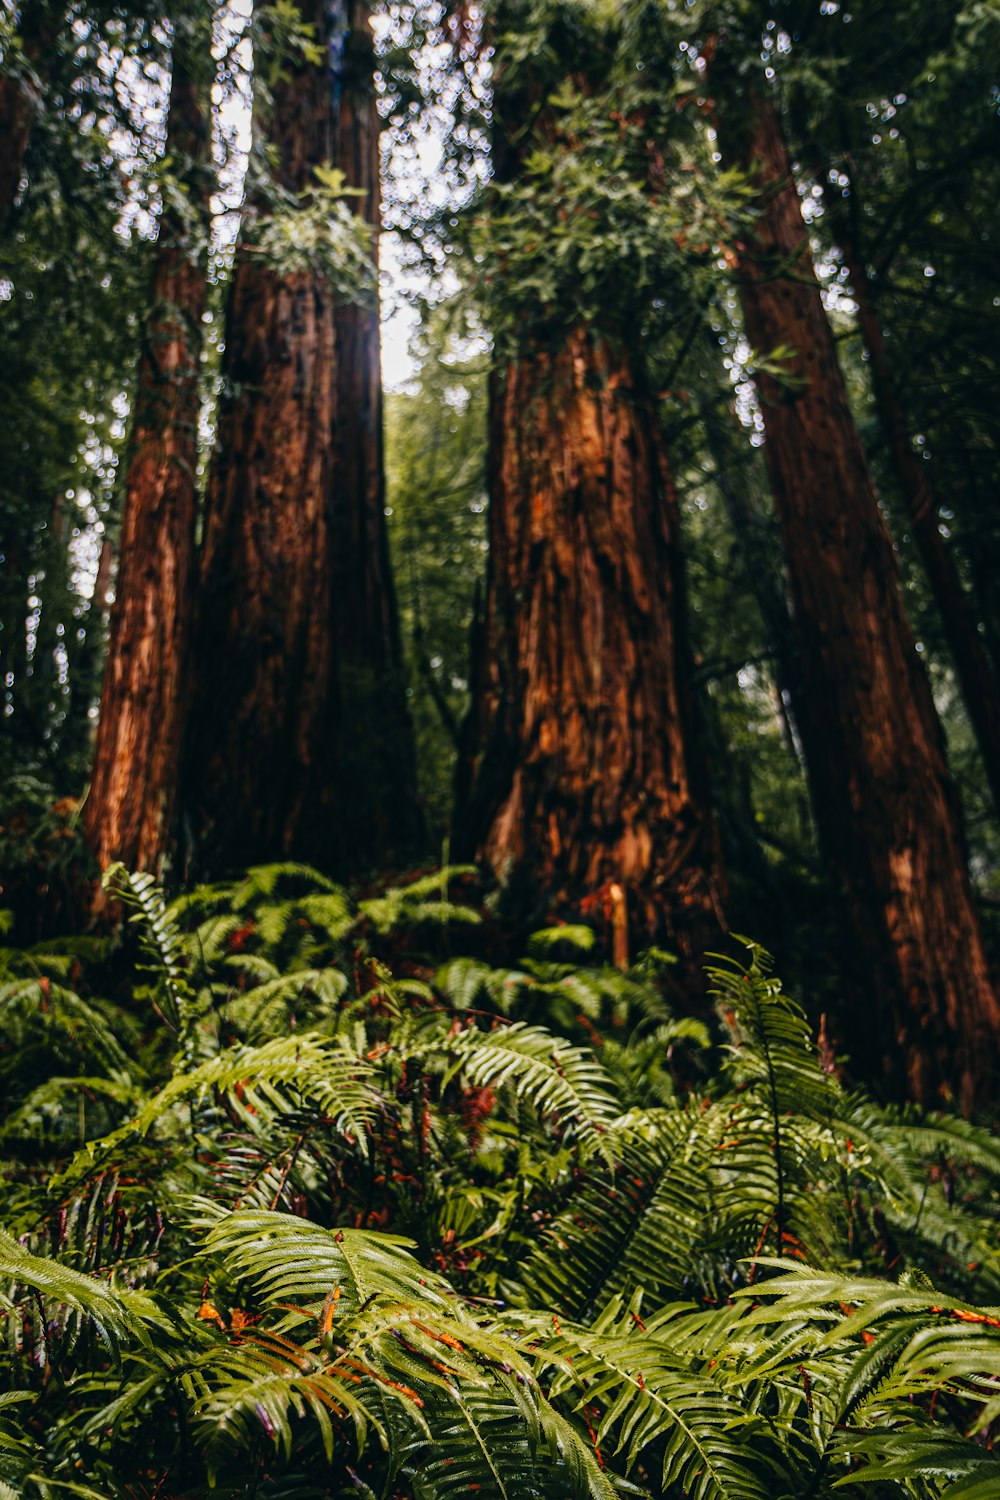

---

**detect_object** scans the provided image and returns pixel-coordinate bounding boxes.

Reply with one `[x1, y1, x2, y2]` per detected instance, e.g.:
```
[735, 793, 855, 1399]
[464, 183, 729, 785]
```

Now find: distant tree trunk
[699, 390, 804, 760]
[184, 0, 415, 874]
[722, 84, 999, 1108]
[0, 3, 60, 228]
[458, 327, 726, 961]
[84, 38, 209, 881]
[835, 223, 1000, 816]
[330, 2, 419, 859]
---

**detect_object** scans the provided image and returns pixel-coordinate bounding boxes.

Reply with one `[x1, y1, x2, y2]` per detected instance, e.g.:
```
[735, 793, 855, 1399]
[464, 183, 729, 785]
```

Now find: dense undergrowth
[1, 862, 999, 1497]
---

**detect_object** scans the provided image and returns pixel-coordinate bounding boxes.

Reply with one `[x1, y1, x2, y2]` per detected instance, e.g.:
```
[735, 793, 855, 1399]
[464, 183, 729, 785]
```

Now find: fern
[0, 1391, 40, 1494]
[104, 862, 191, 1036]
[521, 1108, 714, 1316]
[735, 1261, 1000, 1404]
[439, 1020, 620, 1162]
[3, 871, 1000, 1496]
[193, 1211, 613, 1497]
[511, 1299, 782, 1500]
[0, 977, 133, 1077]
[220, 966, 351, 1040]
[56, 1032, 379, 1186]
[435, 925, 682, 1039]
[0, 1226, 166, 1360]
[525, 925, 598, 959]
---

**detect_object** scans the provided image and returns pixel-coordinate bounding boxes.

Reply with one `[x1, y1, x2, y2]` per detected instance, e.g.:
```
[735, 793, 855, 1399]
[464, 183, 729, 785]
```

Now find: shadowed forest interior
[1, 1, 1000, 1495]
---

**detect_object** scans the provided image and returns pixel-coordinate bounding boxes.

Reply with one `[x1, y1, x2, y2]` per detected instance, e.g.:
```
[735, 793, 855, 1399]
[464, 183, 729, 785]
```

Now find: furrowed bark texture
[84, 49, 209, 879]
[458, 328, 725, 960]
[185, 0, 415, 873]
[459, 4, 724, 959]
[838, 229, 1000, 816]
[728, 89, 998, 1107]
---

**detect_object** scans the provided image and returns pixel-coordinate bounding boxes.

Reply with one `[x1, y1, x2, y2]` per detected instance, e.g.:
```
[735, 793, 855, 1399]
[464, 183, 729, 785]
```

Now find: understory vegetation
[1, 862, 999, 1497]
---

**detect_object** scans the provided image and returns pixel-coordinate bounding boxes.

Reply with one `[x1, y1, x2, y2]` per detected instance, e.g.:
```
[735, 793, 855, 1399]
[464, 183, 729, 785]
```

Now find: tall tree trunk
[0, 2, 60, 229]
[458, 5, 724, 963]
[722, 85, 999, 1107]
[699, 390, 805, 761]
[184, 0, 415, 874]
[83, 33, 210, 880]
[835, 220, 1000, 816]
[457, 327, 726, 961]
[330, 2, 419, 858]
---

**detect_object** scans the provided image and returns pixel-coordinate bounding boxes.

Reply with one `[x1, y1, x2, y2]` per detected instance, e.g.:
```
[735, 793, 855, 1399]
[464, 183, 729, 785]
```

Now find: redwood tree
[834, 211, 1000, 817]
[458, 3, 725, 961]
[184, 0, 416, 873]
[329, 0, 418, 861]
[84, 18, 211, 879]
[718, 79, 999, 1107]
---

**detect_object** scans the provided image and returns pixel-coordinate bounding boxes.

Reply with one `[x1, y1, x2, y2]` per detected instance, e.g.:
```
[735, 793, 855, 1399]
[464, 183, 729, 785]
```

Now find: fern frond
[829, 1429, 1000, 1489]
[185, 912, 248, 965]
[358, 868, 482, 935]
[734, 1262, 1000, 1416]
[601, 1020, 709, 1109]
[435, 957, 531, 1015]
[0, 1226, 165, 1357]
[938, 1476, 1000, 1500]
[709, 939, 839, 1121]
[389, 867, 479, 903]
[525, 925, 597, 959]
[439, 1022, 619, 1162]
[521, 1108, 712, 1316]
[0, 979, 133, 1077]
[238, 863, 346, 900]
[361, 893, 482, 932]
[221, 952, 282, 984]
[56, 1033, 377, 1185]
[404, 1377, 612, 1500]
[221, 968, 350, 1040]
[202, 1211, 452, 1312]
[295, 891, 356, 941]
[0, 1072, 136, 1145]
[195, 1213, 608, 1497]
[0, 1391, 41, 1493]
[103, 863, 190, 1032]
[192, 1337, 384, 1467]
[511, 1301, 780, 1500]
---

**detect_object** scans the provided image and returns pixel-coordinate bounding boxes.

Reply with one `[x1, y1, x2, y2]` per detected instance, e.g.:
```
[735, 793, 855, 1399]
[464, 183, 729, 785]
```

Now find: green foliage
[1, 867, 998, 1494]
[104, 861, 192, 1036]
[464, 4, 751, 353]
[0, 5, 164, 793]
[384, 305, 489, 833]
[245, 170, 376, 297]
[0, 1224, 165, 1358]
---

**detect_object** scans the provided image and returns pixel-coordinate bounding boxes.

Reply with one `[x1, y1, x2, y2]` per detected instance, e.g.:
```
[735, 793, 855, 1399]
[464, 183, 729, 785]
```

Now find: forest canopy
[0, 1, 999, 1495]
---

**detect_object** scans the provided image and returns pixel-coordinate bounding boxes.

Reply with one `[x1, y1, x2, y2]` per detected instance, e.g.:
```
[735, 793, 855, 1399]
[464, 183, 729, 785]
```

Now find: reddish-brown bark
[0, 4, 60, 228]
[458, 328, 726, 961]
[458, 5, 724, 961]
[184, 0, 415, 873]
[84, 49, 209, 880]
[725, 88, 999, 1107]
[837, 229, 1000, 816]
